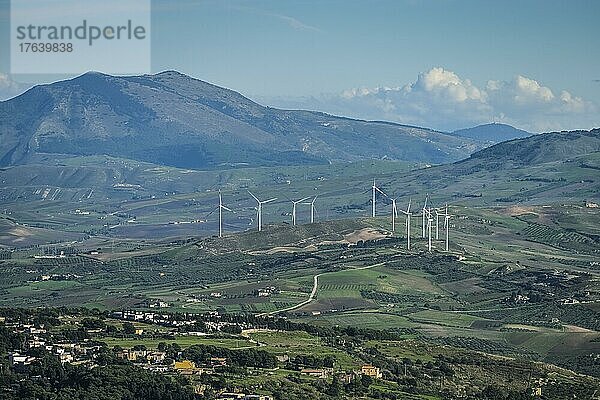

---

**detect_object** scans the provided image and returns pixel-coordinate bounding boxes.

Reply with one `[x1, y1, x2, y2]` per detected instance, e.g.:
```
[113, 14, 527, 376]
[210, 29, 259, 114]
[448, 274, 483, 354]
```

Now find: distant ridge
[462, 128, 600, 167]
[453, 123, 532, 144]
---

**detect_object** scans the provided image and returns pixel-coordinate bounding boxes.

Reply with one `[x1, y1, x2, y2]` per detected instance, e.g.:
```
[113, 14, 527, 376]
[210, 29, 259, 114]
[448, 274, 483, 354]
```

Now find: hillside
[453, 123, 532, 144]
[1, 128, 599, 246]
[0, 71, 482, 169]
[463, 128, 600, 168]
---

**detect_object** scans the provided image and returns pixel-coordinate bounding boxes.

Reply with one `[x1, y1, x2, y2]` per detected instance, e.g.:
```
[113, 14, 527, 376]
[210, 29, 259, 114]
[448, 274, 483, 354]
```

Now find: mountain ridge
[0, 71, 482, 169]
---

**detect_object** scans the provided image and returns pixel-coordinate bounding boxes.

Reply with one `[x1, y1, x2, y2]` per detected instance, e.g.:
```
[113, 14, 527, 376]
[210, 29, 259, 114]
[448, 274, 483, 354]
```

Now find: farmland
[1, 147, 599, 398]
[1, 199, 599, 379]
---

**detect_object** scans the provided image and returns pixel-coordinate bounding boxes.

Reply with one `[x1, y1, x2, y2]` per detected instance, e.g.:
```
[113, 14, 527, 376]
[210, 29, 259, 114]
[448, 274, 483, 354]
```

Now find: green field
[100, 336, 252, 350]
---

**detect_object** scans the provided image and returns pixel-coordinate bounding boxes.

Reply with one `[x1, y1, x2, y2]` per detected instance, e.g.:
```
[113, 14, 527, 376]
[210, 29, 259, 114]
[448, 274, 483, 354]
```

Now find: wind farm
[210, 180, 454, 255]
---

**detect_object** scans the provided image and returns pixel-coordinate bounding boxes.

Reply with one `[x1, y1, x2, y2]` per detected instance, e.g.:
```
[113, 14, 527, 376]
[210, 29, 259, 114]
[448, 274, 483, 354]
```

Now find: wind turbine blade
[375, 187, 387, 197]
[407, 198, 412, 213]
[262, 198, 278, 204]
[204, 207, 218, 219]
[298, 196, 311, 203]
[247, 190, 260, 203]
[221, 205, 234, 212]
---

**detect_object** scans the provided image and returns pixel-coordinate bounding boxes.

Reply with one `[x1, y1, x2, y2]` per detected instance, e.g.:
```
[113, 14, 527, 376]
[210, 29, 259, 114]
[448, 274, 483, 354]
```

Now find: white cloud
[230, 5, 322, 33]
[0, 73, 29, 101]
[270, 13, 322, 32]
[265, 67, 599, 133]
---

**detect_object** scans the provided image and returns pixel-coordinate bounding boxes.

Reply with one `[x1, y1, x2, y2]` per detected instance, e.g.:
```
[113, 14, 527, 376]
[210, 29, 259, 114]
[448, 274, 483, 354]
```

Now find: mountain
[0, 71, 482, 169]
[463, 128, 600, 168]
[363, 127, 600, 207]
[453, 123, 532, 144]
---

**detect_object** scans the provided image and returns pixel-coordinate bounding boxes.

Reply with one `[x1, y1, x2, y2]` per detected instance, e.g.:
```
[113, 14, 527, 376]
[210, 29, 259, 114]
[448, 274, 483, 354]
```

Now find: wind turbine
[248, 191, 277, 232]
[291, 197, 310, 226]
[435, 208, 440, 240]
[427, 208, 433, 252]
[390, 198, 398, 233]
[422, 195, 429, 238]
[444, 204, 452, 251]
[371, 179, 386, 218]
[398, 199, 412, 250]
[217, 191, 234, 238]
[206, 190, 235, 238]
[303, 196, 318, 223]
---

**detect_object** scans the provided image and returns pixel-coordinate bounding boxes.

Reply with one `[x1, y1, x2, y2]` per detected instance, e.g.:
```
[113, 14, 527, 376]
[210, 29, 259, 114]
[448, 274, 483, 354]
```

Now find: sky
[0, 0, 599, 132]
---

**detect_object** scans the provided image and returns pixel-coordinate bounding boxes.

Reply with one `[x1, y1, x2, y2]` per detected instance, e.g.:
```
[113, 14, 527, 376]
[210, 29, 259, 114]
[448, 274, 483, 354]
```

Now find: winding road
[259, 262, 384, 317]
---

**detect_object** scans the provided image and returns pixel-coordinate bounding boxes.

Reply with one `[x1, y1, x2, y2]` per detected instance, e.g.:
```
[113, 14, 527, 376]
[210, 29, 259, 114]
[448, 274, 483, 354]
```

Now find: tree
[326, 375, 342, 396]
[106, 324, 118, 334]
[82, 318, 106, 330]
[122, 322, 136, 334]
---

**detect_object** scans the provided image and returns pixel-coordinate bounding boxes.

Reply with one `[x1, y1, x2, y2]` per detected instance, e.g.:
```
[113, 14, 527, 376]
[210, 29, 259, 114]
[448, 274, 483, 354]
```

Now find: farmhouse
[360, 364, 382, 378]
[300, 368, 331, 378]
[174, 360, 202, 375]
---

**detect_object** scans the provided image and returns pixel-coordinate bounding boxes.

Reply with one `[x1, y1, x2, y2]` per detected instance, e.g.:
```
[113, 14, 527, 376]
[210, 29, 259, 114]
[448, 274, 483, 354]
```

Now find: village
[1, 309, 385, 400]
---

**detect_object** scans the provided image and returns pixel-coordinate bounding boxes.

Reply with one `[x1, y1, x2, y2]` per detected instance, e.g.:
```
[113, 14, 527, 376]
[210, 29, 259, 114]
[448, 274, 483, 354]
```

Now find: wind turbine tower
[399, 199, 412, 250]
[427, 208, 433, 252]
[391, 198, 398, 232]
[435, 209, 440, 240]
[422, 195, 428, 238]
[372, 180, 377, 217]
[306, 196, 318, 223]
[218, 191, 234, 238]
[445, 204, 451, 251]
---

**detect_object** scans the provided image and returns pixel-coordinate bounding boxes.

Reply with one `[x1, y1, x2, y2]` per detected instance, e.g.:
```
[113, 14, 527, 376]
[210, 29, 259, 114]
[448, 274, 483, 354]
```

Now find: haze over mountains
[452, 123, 532, 144]
[0, 71, 486, 169]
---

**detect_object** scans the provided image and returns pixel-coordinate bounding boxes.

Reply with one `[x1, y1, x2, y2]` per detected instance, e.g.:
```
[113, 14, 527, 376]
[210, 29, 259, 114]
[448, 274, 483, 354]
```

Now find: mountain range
[0, 71, 484, 169]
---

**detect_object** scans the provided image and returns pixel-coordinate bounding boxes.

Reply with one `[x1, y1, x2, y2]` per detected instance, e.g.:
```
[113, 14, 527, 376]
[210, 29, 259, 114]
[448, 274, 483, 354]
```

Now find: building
[218, 393, 245, 399]
[116, 349, 147, 362]
[276, 354, 289, 363]
[336, 372, 355, 384]
[59, 353, 74, 364]
[210, 357, 227, 366]
[360, 365, 382, 378]
[300, 368, 331, 378]
[174, 360, 201, 375]
[9, 353, 36, 367]
[147, 351, 166, 363]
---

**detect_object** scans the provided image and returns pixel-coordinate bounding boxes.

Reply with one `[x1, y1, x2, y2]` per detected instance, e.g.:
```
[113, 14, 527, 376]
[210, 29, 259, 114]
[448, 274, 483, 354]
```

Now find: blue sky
[1, 0, 598, 131]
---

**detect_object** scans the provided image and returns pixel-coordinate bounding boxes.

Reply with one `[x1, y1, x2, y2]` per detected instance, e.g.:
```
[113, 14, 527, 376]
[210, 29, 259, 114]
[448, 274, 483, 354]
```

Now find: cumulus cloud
[266, 67, 599, 133]
[0, 73, 29, 101]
